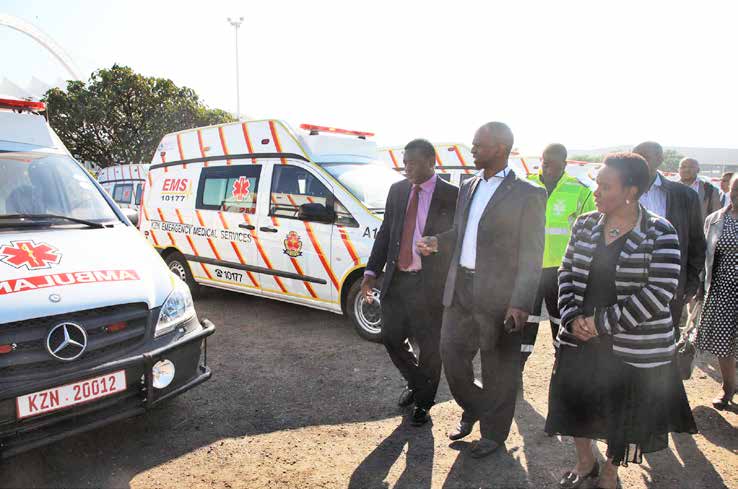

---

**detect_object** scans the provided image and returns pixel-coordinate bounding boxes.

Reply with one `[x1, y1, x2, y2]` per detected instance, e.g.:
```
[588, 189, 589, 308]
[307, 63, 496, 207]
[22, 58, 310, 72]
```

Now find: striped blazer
[557, 206, 681, 367]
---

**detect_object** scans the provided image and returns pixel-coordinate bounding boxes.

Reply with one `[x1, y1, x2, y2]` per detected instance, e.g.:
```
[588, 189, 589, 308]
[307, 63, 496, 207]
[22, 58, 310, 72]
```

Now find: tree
[661, 149, 685, 172]
[44, 65, 235, 167]
[570, 154, 603, 163]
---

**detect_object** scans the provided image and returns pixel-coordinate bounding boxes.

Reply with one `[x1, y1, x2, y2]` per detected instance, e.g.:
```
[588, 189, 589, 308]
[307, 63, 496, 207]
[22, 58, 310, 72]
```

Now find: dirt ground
[2, 287, 736, 489]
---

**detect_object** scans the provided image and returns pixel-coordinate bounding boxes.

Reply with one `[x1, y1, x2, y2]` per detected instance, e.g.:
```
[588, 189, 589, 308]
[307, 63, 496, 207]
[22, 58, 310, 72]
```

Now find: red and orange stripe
[303, 221, 339, 290]
[218, 126, 232, 165]
[453, 145, 471, 174]
[177, 134, 187, 169]
[268, 121, 287, 165]
[244, 214, 287, 293]
[338, 226, 360, 266]
[241, 122, 257, 164]
[197, 129, 208, 167]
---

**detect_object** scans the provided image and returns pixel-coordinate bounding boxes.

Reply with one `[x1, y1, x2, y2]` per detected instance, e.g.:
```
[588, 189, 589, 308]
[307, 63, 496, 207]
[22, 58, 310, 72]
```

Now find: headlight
[155, 277, 196, 337]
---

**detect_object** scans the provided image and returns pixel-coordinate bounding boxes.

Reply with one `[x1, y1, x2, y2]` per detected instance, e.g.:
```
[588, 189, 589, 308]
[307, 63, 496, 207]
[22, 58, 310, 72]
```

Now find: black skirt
[545, 337, 697, 466]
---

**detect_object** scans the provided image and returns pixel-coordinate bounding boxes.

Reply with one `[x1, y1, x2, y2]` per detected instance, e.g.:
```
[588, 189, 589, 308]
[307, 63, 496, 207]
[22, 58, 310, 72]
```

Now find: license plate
[16, 370, 127, 419]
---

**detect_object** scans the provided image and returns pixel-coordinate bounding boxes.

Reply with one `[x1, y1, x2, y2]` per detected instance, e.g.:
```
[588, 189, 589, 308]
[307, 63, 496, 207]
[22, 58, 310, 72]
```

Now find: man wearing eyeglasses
[418, 122, 546, 458]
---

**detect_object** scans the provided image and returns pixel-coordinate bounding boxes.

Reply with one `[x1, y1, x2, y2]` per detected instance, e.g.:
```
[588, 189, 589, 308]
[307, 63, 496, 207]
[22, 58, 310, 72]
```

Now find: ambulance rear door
[256, 159, 340, 309]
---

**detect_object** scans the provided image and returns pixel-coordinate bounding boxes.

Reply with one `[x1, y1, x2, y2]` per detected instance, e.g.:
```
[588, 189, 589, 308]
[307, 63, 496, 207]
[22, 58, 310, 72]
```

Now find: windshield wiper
[0, 214, 107, 229]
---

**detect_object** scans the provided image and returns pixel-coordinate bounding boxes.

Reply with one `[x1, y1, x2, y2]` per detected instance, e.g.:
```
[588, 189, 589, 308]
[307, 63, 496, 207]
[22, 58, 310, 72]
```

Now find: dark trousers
[381, 271, 442, 409]
[521, 267, 561, 360]
[440, 270, 522, 443]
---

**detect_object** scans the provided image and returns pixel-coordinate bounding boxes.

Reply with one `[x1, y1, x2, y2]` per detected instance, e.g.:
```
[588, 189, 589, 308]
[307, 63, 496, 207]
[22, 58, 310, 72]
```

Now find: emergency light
[300, 124, 374, 139]
[0, 97, 46, 112]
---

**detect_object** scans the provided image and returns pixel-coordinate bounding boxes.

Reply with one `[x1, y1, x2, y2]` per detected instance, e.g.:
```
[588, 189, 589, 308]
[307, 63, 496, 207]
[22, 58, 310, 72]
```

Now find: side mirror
[122, 207, 139, 227]
[298, 203, 335, 223]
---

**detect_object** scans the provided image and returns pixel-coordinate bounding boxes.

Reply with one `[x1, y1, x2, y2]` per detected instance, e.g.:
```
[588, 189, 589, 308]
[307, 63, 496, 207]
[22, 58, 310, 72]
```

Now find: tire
[164, 252, 201, 297]
[346, 275, 383, 343]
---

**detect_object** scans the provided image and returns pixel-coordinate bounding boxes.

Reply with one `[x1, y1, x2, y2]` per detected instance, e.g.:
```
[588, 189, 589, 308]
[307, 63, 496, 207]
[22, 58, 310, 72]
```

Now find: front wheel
[346, 276, 383, 343]
[164, 251, 201, 297]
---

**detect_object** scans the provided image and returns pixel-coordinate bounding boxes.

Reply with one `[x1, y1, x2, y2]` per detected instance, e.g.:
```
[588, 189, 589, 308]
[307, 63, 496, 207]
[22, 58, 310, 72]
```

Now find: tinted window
[271, 165, 333, 221]
[197, 165, 261, 213]
[134, 183, 143, 205]
[112, 183, 133, 204]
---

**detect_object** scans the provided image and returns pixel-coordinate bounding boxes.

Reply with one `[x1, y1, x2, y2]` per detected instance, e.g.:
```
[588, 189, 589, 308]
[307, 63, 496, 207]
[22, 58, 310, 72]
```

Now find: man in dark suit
[418, 122, 546, 457]
[362, 138, 458, 426]
[633, 141, 706, 336]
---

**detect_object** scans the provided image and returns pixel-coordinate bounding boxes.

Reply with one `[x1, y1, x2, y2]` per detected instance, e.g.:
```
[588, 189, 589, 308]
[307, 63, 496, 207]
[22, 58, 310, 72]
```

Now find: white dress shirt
[459, 168, 509, 269]
[639, 173, 667, 218]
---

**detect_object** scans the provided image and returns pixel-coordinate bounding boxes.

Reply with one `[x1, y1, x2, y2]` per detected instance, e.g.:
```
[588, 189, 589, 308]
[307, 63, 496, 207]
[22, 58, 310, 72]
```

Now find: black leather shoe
[411, 406, 430, 426]
[398, 387, 415, 407]
[469, 438, 500, 458]
[448, 420, 474, 440]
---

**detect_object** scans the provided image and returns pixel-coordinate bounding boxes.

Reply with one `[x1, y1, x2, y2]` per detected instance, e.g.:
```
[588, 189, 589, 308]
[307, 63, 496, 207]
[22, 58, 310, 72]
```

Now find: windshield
[0, 152, 118, 223]
[321, 162, 404, 210]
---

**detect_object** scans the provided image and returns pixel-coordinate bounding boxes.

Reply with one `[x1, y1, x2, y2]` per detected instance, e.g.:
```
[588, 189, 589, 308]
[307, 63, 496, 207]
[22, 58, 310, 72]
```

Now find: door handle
[239, 223, 255, 230]
[260, 226, 279, 233]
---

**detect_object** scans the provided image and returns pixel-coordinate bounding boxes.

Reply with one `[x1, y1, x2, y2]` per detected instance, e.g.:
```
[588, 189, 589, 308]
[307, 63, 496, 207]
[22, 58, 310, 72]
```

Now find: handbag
[676, 301, 701, 380]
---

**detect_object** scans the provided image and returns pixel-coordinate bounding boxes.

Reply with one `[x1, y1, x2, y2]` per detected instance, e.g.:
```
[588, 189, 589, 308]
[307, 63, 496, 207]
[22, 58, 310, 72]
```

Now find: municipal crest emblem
[283, 231, 303, 258]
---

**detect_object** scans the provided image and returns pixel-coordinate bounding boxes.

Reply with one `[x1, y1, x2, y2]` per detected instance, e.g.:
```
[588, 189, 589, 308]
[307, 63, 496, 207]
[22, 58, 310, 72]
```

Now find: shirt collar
[416, 173, 437, 193]
[652, 173, 664, 187]
[476, 167, 509, 182]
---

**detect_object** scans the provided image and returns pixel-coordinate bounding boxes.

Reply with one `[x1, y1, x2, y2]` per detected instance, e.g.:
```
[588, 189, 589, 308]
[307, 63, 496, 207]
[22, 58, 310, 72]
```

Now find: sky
[1, 0, 737, 153]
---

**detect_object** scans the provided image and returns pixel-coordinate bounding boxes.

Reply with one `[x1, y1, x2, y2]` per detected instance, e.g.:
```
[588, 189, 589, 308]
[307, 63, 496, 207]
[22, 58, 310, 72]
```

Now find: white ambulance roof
[152, 120, 379, 168]
[97, 164, 150, 183]
[297, 133, 377, 163]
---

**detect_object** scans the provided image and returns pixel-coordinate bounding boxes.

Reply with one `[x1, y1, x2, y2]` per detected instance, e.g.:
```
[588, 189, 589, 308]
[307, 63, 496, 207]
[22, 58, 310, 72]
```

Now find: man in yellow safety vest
[520, 143, 595, 369]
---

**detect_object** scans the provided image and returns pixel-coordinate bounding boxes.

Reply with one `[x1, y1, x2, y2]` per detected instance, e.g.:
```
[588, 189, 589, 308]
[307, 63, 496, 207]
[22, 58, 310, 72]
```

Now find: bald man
[679, 157, 722, 220]
[634, 142, 706, 337]
[418, 122, 546, 458]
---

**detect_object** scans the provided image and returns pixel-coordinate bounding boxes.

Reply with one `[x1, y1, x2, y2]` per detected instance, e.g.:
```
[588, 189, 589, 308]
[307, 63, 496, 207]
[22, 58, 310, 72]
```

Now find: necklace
[608, 227, 621, 238]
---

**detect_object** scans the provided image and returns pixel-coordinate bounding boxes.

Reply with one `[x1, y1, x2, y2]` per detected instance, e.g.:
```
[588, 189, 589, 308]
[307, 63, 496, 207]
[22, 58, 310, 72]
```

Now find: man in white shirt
[418, 122, 546, 458]
[679, 157, 722, 220]
[633, 142, 706, 336]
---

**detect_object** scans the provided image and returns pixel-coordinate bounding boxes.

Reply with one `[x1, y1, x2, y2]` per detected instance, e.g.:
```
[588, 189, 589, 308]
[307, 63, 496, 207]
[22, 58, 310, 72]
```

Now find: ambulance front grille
[0, 303, 150, 381]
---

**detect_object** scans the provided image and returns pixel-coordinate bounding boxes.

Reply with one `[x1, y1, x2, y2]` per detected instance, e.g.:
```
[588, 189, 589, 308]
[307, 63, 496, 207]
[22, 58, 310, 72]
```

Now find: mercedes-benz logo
[46, 322, 87, 361]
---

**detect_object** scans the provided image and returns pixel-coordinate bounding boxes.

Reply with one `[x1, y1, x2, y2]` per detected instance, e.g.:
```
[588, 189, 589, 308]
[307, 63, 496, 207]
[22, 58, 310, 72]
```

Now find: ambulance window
[113, 184, 133, 204]
[197, 165, 261, 213]
[334, 200, 358, 227]
[134, 184, 143, 205]
[270, 165, 334, 221]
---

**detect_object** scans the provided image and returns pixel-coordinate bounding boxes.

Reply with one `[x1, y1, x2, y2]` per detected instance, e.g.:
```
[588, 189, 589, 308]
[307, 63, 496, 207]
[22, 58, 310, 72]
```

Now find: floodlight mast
[227, 16, 244, 120]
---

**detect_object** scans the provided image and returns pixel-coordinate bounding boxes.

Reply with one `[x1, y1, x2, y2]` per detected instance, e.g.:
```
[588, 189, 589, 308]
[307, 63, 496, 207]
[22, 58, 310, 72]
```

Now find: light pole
[227, 16, 244, 120]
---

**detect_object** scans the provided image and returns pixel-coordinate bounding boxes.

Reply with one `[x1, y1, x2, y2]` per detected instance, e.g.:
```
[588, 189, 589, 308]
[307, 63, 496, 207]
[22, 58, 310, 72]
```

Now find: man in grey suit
[418, 122, 546, 458]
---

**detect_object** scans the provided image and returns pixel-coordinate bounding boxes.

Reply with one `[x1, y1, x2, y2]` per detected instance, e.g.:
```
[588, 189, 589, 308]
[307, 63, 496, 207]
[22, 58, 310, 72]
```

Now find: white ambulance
[0, 96, 214, 457]
[378, 144, 599, 189]
[142, 121, 405, 341]
[97, 164, 150, 212]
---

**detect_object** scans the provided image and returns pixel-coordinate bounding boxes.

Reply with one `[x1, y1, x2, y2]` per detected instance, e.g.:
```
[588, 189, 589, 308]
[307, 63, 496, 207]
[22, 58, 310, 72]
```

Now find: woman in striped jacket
[545, 153, 697, 489]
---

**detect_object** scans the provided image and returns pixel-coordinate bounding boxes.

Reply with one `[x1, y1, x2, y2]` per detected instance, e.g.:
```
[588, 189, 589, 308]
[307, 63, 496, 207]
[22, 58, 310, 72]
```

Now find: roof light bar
[0, 98, 46, 111]
[300, 124, 374, 138]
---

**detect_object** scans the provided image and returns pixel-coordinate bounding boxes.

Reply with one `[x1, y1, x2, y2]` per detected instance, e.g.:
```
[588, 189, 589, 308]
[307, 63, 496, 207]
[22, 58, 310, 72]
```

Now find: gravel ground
[2, 287, 736, 489]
